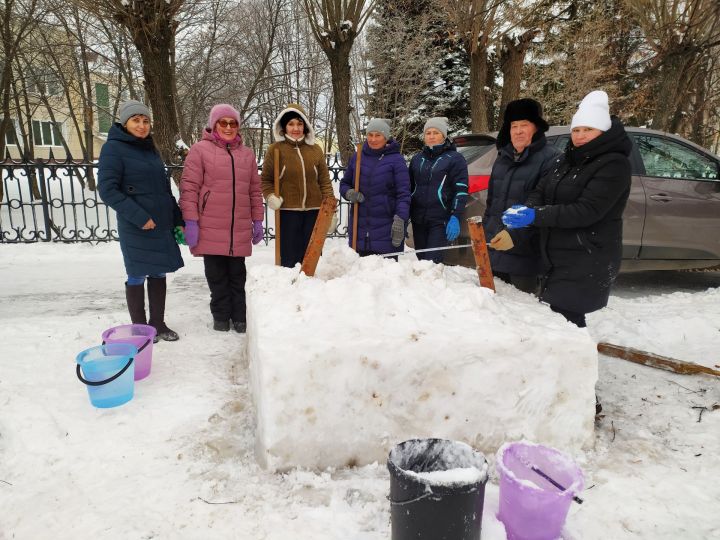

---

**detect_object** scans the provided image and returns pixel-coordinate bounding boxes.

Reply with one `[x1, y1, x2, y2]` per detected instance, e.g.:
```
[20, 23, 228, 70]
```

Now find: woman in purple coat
[340, 118, 411, 256]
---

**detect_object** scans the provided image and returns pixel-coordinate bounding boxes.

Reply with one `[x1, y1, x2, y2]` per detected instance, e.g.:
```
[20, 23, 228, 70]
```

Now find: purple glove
[184, 220, 199, 247]
[252, 220, 264, 245]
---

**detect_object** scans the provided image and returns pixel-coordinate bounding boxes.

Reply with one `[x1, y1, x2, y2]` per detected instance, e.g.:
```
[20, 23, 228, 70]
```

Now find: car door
[632, 133, 720, 260]
[548, 134, 643, 259]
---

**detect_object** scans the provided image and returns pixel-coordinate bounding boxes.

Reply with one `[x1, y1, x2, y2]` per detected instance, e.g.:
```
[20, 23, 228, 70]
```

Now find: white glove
[327, 212, 339, 234]
[267, 194, 283, 211]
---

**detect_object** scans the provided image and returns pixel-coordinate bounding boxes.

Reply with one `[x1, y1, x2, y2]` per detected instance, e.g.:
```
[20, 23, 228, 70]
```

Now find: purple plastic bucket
[101, 324, 156, 381]
[496, 441, 584, 540]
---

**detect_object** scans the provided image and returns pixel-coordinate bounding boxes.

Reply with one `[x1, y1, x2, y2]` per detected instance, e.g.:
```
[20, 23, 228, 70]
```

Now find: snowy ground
[1, 241, 719, 539]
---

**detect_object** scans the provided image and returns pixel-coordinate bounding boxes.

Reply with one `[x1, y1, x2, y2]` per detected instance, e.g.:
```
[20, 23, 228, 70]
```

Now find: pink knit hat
[207, 104, 241, 130]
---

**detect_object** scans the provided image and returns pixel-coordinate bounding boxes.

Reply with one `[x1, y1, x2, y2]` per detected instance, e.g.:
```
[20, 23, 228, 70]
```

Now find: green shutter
[96, 83, 112, 133]
[32, 120, 42, 145]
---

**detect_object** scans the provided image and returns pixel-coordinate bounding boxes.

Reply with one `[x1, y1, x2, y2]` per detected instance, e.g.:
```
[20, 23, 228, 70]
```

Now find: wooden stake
[273, 148, 281, 266]
[300, 197, 338, 277]
[467, 216, 495, 291]
[598, 342, 720, 378]
[351, 143, 362, 252]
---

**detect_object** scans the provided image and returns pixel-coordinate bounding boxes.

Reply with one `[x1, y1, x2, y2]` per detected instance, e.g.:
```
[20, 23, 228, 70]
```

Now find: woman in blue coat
[98, 100, 184, 341]
[409, 117, 468, 263]
[340, 118, 411, 256]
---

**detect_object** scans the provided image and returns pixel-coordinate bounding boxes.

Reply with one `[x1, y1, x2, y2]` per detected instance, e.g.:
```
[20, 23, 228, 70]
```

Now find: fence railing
[0, 155, 352, 243]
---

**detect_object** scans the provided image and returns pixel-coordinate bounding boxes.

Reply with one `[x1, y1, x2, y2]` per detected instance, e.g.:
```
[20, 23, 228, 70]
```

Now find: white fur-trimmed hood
[272, 103, 316, 145]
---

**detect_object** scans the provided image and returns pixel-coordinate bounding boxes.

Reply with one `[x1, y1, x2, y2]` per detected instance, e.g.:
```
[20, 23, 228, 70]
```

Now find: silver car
[435, 127, 720, 272]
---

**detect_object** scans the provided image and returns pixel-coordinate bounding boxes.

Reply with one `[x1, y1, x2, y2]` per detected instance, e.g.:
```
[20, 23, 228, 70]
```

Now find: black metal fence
[0, 155, 352, 243]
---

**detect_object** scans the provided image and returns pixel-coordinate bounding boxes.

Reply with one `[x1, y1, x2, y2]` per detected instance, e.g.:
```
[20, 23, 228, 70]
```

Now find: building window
[96, 83, 112, 134]
[3, 120, 18, 145]
[27, 72, 61, 97]
[32, 120, 62, 146]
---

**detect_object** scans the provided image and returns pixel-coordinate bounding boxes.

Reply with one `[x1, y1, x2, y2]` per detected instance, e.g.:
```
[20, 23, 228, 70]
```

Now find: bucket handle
[76, 356, 134, 387]
[101, 338, 152, 354]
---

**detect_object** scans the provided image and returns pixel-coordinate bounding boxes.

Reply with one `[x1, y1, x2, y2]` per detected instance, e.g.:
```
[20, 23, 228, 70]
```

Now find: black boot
[125, 283, 147, 324]
[213, 320, 230, 332]
[147, 276, 179, 341]
[233, 321, 246, 334]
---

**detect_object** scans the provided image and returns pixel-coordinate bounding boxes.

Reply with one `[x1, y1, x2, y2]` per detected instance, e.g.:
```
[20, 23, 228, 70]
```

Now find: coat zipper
[295, 143, 308, 209]
[226, 144, 237, 256]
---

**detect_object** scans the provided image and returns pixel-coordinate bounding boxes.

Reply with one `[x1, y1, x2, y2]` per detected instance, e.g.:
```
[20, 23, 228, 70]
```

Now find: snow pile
[247, 244, 598, 471]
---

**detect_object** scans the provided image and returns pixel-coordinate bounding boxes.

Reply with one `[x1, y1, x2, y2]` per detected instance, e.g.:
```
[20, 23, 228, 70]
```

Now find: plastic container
[76, 343, 137, 408]
[388, 438, 488, 540]
[496, 441, 584, 540]
[101, 324, 156, 380]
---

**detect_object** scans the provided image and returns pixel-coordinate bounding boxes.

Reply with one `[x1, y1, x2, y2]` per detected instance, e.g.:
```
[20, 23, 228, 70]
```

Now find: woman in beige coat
[261, 103, 334, 268]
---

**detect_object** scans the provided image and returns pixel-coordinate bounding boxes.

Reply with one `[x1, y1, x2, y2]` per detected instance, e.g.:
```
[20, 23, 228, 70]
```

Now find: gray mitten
[391, 215, 405, 247]
[345, 189, 365, 204]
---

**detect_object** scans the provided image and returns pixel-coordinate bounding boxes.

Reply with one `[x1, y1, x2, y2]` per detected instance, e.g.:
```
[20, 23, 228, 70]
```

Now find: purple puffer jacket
[180, 130, 263, 257]
[340, 139, 411, 254]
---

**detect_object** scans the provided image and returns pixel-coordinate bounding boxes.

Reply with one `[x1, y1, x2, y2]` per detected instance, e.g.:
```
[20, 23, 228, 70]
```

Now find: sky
[0, 240, 718, 539]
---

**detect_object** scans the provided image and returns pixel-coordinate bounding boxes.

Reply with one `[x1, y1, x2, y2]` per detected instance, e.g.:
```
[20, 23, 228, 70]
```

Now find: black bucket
[388, 438, 488, 540]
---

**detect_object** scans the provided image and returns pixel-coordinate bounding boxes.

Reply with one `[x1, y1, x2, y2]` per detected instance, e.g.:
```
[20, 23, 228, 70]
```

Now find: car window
[633, 135, 719, 180]
[551, 135, 570, 152]
[456, 144, 494, 165]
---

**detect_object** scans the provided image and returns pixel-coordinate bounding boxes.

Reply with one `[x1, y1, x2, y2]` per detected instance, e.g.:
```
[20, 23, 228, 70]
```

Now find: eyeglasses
[218, 120, 238, 128]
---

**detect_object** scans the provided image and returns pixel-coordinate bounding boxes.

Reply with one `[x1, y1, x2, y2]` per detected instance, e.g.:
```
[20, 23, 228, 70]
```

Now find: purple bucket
[496, 441, 584, 540]
[101, 324, 156, 381]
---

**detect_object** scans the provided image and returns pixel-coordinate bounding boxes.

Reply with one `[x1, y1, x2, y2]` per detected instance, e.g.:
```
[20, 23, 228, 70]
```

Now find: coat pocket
[201, 190, 211, 214]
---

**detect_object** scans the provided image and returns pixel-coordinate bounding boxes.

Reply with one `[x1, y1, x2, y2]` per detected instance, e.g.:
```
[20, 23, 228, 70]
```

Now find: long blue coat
[98, 124, 184, 277]
[340, 139, 411, 254]
[409, 139, 468, 226]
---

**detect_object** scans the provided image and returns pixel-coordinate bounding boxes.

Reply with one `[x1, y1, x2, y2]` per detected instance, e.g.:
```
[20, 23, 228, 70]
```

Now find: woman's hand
[142, 219, 156, 230]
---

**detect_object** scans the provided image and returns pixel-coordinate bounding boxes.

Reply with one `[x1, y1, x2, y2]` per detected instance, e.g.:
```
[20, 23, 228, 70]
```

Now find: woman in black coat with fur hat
[500, 90, 631, 328]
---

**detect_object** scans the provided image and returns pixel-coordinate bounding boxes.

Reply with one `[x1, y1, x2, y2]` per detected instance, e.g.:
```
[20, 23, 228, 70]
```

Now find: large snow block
[247, 244, 598, 471]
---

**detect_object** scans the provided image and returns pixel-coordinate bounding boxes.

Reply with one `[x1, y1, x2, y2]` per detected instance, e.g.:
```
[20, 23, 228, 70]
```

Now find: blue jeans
[127, 273, 166, 286]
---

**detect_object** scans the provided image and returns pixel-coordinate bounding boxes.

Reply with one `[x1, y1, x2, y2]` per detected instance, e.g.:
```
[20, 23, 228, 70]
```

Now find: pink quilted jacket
[180, 130, 264, 257]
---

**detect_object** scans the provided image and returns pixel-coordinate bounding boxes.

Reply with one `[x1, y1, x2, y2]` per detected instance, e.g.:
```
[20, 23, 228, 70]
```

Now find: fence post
[36, 161, 53, 242]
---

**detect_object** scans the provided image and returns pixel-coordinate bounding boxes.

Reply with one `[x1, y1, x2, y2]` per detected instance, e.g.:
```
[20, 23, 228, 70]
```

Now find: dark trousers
[495, 271, 538, 295]
[551, 305, 587, 328]
[280, 209, 319, 268]
[203, 255, 247, 323]
[412, 222, 447, 263]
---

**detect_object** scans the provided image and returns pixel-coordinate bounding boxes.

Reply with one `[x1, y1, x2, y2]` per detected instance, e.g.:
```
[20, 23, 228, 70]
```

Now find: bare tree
[302, 0, 376, 163]
[71, 0, 185, 161]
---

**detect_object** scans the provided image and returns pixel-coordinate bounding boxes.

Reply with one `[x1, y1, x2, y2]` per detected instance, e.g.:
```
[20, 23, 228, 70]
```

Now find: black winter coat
[526, 117, 632, 314]
[483, 134, 561, 275]
[98, 124, 184, 277]
[409, 139, 469, 225]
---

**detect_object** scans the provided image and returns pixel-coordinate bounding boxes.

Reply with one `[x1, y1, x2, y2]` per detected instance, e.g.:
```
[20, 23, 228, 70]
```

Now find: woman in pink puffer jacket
[180, 104, 264, 333]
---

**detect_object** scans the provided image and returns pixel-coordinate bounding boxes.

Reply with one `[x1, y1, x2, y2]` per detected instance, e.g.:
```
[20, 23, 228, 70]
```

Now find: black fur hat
[496, 98, 549, 149]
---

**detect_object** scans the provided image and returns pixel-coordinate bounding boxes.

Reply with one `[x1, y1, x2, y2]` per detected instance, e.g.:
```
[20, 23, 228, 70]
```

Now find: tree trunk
[651, 48, 692, 131]
[325, 40, 354, 164]
[469, 46, 489, 133]
[498, 30, 538, 121]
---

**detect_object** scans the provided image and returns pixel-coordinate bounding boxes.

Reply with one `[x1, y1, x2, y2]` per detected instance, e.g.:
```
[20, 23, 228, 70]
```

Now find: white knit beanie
[571, 90, 611, 131]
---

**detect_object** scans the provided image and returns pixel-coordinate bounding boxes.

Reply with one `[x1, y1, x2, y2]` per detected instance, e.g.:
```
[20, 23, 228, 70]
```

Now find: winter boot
[147, 276, 179, 342]
[213, 320, 230, 332]
[125, 282, 147, 324]
[233, 321, 246, 334]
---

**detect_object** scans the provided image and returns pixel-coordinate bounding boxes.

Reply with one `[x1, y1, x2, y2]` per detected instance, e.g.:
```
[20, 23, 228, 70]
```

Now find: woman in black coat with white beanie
[499, 90, 632, 328]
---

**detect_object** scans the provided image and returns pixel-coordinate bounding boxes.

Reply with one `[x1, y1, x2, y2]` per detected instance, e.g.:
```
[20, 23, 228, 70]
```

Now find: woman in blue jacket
[409, 117, 468, 263]
[340, 118, 411, 256]
[98, 100, 184, 341]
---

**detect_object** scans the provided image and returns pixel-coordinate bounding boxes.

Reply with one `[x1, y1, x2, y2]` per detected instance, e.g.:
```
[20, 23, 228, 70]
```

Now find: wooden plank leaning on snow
[598, 342, 720, 378]
[300, 196, 338, 277]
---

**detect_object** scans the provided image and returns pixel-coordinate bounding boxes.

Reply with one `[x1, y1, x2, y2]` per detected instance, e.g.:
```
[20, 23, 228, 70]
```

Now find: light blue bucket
[76, 343, 137, 408]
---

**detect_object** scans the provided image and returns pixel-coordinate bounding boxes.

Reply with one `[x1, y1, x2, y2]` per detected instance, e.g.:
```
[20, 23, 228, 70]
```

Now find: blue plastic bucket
[76, 343, 137, 408]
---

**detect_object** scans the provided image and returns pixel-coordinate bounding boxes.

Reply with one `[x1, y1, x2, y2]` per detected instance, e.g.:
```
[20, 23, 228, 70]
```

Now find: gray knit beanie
[423, 117, 449, 138]
[118, 100, 151, 126]
[366, 118, 391, 140]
